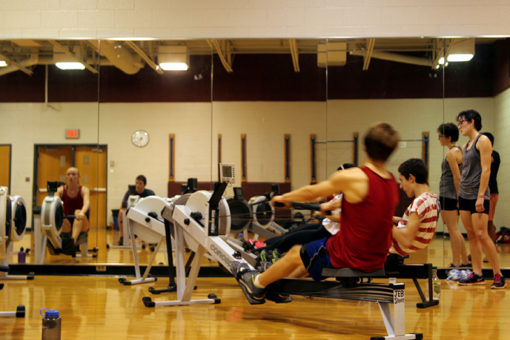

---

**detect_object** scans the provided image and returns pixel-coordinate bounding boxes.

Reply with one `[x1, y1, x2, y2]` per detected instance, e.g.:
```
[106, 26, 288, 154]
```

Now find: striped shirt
[389, 192, 438, 256]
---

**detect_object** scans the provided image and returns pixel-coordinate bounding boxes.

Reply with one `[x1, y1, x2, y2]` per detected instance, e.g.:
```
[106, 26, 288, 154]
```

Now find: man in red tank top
[231, 123, 400, 304]
[56, 167, 90, 251]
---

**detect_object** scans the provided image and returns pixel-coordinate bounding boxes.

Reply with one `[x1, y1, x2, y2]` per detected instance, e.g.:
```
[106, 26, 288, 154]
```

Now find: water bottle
[432, 266, 441, 301]
[41, 308, 61, 340]
[18, 247, 26, 264]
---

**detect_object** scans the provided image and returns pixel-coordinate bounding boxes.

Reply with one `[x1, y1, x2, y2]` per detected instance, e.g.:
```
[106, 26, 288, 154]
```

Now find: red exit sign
[66, 129, 80, 139]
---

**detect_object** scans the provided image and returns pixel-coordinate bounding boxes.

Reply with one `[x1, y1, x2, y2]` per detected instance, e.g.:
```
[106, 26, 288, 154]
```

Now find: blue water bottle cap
[45, 309, 59, 318]
[40, 308, 59, 318]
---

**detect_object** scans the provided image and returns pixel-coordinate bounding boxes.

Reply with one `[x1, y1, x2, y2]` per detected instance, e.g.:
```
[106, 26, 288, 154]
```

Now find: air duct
[88, 40, 143, 75]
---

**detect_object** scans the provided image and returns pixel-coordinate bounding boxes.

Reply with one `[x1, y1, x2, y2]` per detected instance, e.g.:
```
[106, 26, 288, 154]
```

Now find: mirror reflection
[0, 39, 100, 265]
[443, 38, 510, 273]
[1, 37, 509, 272]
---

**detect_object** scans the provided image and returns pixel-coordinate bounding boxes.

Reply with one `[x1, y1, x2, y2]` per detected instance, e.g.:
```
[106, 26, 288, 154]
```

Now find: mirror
[210, 38, 328, 210]
[325, 38, 445, 265]
[0, 39, 100, 264]
[443, 38, 510, 268]
[2, 37, 509, 270]
[98, 40, 213, 264]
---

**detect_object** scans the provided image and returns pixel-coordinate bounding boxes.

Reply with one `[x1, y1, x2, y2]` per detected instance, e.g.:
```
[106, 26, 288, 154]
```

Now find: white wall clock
[131, 129, 150, 147]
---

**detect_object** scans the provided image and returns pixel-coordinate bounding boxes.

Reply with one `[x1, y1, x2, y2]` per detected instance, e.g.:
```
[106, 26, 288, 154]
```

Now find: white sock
[253, 274, 266, 288]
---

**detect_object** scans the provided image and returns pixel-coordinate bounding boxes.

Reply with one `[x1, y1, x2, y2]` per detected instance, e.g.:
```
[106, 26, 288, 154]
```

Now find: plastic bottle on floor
[41, 308, 61, 340]
[432, 266, 441, 301]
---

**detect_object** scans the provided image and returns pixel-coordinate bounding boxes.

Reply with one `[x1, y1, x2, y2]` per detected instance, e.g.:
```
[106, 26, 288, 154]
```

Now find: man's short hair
[136, 175, 147, 185]
[457, 109, 482, 131]
[398, 158, 428, 184]
[437, 123, 459, 142]
[363, 122, 399, 162]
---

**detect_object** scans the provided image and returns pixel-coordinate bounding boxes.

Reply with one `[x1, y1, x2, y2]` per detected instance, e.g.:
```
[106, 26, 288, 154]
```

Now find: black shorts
[439, 196, 458, 211]
[458, 196, 490, 215]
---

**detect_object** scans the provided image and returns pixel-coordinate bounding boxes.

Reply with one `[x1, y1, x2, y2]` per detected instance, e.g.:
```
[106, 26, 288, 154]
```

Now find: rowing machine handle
[273, 201, 332, 215]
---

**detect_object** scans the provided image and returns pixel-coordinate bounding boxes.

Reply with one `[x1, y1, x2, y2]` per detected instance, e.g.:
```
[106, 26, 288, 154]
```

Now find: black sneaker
[491, 274, 507, 289]
[117, 237, 123, 246]
[231, 261, 265, 304]
[61, 238, 76, 255]
[257, 260, 273, 272]
[265, 282, 292, 303]
[458, 272, 485, 286]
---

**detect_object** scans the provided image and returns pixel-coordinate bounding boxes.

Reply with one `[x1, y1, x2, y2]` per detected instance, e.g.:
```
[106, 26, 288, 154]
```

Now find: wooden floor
[4, 230, 510, 339]
[2, 274, 510, 340]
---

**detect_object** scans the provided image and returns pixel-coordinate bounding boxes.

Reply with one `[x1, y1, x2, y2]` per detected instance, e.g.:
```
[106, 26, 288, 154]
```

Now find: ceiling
[0, 37, 499, 77]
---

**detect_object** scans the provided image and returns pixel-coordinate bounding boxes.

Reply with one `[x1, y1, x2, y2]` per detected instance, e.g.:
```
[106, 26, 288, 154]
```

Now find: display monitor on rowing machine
[219, 163, 235, 183]
[47, 181, 60, 196]
[128, 185, 137, 195]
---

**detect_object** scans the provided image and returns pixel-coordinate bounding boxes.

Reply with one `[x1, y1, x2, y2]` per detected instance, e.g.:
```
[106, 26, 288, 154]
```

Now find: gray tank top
[459, 134, 490, 199]
[439, 145, 462, 199]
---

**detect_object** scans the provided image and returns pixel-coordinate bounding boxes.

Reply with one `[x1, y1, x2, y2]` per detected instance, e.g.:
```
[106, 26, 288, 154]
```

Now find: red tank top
[326, 166, 399, 272]
[62, 186, 83, 216]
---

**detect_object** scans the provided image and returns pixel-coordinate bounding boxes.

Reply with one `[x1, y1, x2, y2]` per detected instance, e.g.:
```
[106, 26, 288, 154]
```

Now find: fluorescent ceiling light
[0, 60, 7, 67]
[159, 62, 189, 71]
[158, 45, 189, 72]
[437, 54, 473, 65]
[55, 62, 86, 70]
[446, 54, 473, 62]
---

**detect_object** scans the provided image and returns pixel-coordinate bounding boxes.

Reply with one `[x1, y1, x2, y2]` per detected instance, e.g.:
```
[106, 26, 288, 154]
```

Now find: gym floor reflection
[10, 233, 510, 269]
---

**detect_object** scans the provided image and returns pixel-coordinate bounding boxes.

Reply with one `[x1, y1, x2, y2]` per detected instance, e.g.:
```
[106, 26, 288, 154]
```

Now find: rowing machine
[118, 196, 172, 285]
[0, 187, 33, 280]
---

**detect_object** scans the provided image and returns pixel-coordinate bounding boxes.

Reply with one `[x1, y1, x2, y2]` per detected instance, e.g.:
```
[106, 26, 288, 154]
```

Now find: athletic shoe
[61, 238, 76, 255]
[117, 237, 123, 246]
[231, 261, 265, 304]
[271, 249, 281, 263]
[491, 274, 507, 289]
[458, 272, 485, 285]
[257, 260, 273, 272]
[259, 249, 269, 262]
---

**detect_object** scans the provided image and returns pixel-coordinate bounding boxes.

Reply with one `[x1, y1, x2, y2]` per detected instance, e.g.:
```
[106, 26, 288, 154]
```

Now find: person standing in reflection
[56, 167, 90, 254]
[118, 175, 155, 245]
[437, 123, 469, 268]
[481, 132, 500, 242]
[456, 110, 505, 288]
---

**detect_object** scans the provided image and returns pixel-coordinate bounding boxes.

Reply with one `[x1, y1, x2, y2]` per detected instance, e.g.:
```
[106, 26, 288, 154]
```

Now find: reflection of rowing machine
[0, 187, 27, 319]
[0, 186, 33, 280]
[248, 185, 286, 239]
[118, 195, 173, 285]
[226, 186, 286, 240]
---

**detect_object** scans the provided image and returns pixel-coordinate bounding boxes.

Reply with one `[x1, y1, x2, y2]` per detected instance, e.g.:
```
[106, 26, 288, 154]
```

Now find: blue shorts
[300, 237, 334, 281]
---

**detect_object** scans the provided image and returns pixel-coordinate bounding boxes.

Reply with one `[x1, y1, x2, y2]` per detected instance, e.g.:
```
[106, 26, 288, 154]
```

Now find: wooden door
[74, 145, 107, 231]
[0, 145, 10, 187]
[36, 146, 73, 206]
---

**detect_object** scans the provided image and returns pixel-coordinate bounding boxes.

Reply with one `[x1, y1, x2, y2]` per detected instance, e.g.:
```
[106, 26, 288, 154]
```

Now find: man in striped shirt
[390, 158, 439, 256]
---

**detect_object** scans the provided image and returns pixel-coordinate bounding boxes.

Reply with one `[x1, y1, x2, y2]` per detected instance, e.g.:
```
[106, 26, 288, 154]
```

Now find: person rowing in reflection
[56, 167, 90, 254]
